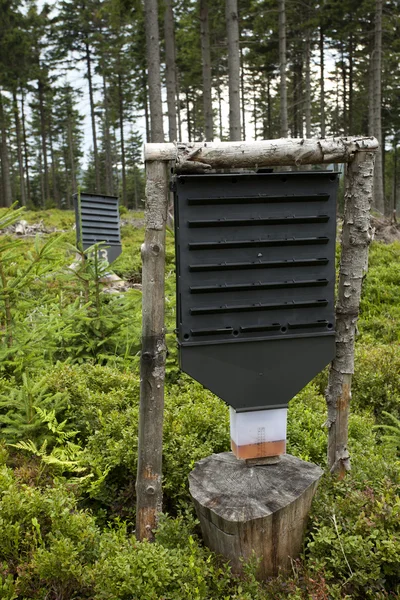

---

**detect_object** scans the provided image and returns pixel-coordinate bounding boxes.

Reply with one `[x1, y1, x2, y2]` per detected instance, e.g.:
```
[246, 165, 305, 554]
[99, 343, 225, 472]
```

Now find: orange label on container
[231, 439, 286, 460]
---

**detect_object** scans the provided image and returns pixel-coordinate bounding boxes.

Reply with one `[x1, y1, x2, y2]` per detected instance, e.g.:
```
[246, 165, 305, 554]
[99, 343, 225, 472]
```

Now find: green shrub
[287, 385, 327, 465]
[352, 343, 400, 420]
[359, 241, 400, 343]
[0, 466, 268, 600]
[306, 470, 400, 598]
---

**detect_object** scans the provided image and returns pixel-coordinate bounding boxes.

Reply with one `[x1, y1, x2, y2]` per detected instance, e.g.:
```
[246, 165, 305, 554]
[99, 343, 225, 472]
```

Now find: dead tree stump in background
[189, 452, 323, 579]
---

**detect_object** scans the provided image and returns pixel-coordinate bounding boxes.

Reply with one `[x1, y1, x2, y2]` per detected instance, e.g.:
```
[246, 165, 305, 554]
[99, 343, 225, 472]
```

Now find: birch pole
[136, 160, 169, 541]
[326, 150, 376, 477]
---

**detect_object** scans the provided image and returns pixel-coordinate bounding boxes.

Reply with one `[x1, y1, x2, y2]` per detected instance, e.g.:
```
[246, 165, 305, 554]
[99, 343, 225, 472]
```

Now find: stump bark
[189, 452, 323, 579]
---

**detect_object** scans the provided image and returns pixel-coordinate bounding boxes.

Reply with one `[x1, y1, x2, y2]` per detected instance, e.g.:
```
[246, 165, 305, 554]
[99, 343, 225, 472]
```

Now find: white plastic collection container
[230, 407, 287, 460]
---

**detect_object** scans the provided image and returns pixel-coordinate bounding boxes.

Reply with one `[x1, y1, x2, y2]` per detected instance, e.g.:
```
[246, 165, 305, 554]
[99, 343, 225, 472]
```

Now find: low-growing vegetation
[0, 207, 399, 599]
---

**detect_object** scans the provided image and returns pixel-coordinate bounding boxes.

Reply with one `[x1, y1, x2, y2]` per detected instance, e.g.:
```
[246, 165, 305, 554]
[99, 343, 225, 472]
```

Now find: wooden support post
[135, 137, 378, 547]
[326, 151, 376, 477]
[189, 452, 323, 579]
[136, 160, 169, 541]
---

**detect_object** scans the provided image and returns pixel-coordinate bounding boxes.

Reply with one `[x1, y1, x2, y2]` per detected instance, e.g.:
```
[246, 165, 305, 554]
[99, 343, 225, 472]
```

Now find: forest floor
[0, 207, 398, 599]
[371, 214, 400, 243]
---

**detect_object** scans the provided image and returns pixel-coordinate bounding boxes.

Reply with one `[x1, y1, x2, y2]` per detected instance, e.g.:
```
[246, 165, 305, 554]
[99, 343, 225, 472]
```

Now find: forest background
[0, 0, 399, 214]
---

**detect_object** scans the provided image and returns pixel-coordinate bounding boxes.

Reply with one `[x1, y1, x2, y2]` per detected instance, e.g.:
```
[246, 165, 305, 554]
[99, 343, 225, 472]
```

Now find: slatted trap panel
[74, 193, 122, 263]
[174, 171, 339, 412]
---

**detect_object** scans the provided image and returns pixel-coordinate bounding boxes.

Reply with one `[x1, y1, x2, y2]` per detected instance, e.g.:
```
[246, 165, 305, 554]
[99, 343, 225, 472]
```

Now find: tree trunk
[253, 75, 257, 140]
[136, 159, 169, 541]
[186, 92, 192, 142]
[240, 46, 246, 140]
[326, 151, 375, 477]
[349, 33, 353, 133]
[49, 124, 60, 207]
[393, 143, 398, 219]
[176, 86, 182, 141]
[371, 0, 384, 214]
[200, 0, 213, 141]
[67, 109, 77, 198]
[217, 74, 223, 140]
[39, 150, 45, 206]
[38, 77, 50, 204]
[0, 94, 12, 207]
[319, 27, 325, 138]
[118, 73, 127, 206]
[225, 0, 241, 141]
[305, 33, 311, 139]
[164, 0, 178, 142]
[20, 92, 31, 204]
[190, 453, 323, 579]
[340, 40, 347, 134]
[368, 42, 374, 136]
[12, 92, 26, 206]
[103, 76, 114, 197]
[292, 66, 298, 138]
[278, 0, 288, 137]
[63, 131, 71, 209]
[267, 75, 272, 138]
[144, 0, 164, 143]
[85, 42, 101, 193]
[143, 70, 151, 143]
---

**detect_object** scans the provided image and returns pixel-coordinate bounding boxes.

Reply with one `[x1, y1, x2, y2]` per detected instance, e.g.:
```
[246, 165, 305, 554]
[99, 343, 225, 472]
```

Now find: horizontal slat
[189, 237, 329, 250]
[81, 202, 118, 210]
[188, 215, 329, 227]
[190, 278, 328, 294]
[190, 327, 234, 336]
[239, 323, 281, 333]
[189, 258, 329, 272]
[81, 195, 118, 205]
[81, 210, 119, 223]
[82, 237, 121, 244]
[288, 320, 332, 330]
[190, 299, 328, 315]
[187, 193, 330, 205]
[82, 221, 119, 234]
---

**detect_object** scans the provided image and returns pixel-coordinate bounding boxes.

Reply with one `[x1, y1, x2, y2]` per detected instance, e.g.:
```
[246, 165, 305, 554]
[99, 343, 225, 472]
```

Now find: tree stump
[189, 452, 323, 579]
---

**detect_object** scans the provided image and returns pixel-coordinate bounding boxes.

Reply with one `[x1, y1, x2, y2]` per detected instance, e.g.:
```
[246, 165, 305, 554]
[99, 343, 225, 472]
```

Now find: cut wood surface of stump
[189, 452, 323, 579]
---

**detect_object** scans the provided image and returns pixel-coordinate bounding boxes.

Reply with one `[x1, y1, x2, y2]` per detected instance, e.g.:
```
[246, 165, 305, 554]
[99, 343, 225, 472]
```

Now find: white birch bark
[145, 0, 165, 143]
[200, 0, 213, 141]
[326, 151, 376, 477]
[226, 0, 241, 141]
[145, 137, 379, 170]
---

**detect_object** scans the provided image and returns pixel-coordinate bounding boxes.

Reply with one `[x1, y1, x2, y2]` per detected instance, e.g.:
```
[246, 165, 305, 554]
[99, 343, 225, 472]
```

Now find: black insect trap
[174, 171, 338, 460]
[74, 192, 122, 263]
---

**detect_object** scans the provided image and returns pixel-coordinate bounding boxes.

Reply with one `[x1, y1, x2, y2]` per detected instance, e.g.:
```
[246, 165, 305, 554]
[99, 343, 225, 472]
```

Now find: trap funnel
[174, 171, 338, 412]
